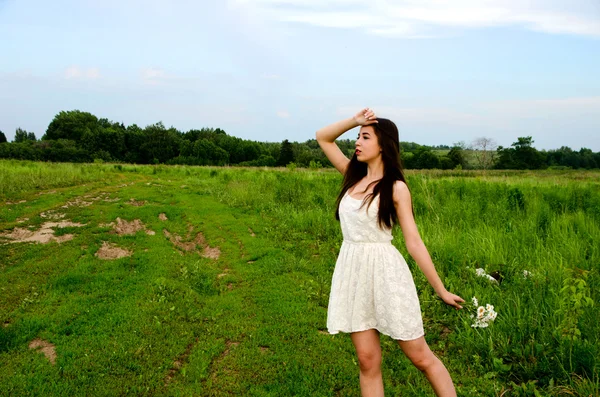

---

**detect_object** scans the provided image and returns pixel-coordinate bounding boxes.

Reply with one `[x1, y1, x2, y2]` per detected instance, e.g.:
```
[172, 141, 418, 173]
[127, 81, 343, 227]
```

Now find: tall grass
[0, 160, 111, 198]
[1, 163, 598, 395]
[186, 167, 600, 394]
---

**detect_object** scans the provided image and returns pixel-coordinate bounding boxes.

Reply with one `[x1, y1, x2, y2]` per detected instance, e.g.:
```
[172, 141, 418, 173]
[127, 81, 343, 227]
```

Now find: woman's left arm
[393, 181, 465, 310]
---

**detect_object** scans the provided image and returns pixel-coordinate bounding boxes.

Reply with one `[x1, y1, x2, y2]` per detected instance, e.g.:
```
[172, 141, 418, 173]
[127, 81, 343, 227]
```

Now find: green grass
[1, 160, 599, 396]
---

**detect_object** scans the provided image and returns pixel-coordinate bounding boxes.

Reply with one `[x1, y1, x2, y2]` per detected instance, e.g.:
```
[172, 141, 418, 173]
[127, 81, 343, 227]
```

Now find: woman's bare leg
[397, 336, 456, 397]
[350, 329, 384, 397]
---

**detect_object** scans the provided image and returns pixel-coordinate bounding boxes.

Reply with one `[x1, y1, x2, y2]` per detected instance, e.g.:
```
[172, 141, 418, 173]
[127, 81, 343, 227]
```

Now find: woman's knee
[407, 350, 436, 372]
[356, 349, 382, 373]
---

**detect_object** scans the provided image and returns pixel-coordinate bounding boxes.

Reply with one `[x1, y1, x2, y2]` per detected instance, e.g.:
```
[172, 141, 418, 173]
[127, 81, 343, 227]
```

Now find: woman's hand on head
[353, 108, 378, 126]
[438, 290, 465, 310]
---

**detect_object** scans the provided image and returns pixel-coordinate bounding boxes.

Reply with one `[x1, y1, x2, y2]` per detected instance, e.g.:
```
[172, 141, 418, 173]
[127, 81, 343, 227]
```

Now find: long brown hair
[335, 118, 411, 229]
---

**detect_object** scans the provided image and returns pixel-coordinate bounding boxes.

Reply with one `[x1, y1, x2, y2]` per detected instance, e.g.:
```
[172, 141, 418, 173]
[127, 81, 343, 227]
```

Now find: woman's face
[355, 126, 381, 163]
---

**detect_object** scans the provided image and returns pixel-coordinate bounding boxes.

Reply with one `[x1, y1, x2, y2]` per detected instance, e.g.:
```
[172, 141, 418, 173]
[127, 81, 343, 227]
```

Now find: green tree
[81, 125, 126, 161]
[496, 137, 545, 169]
[447, 146, 466, 168]
[14, 128, 36, 142]
[14, 128, 29, 143]
[578, 148, 597, 169]
[412, 147, 440, 169]
[512, 136, 545, 169]
[192, 139, 229, 165]
[45, 110, 99, 142]
[278, 139, 295, 166]
[123, 124, 144, 163]
[140, 122, 182, 164]
[0, 130, 6, 144]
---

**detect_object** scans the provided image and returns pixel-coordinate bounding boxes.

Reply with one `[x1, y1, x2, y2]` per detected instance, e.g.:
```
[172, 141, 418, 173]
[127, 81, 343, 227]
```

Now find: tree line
[0, 110, 598, 170]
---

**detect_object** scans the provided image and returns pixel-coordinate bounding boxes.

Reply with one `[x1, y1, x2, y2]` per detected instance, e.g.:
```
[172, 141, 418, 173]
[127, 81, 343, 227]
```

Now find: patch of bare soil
[194, 232, 206, 246]
[59, 192, 118, 209]
[113, 217, 154, 236]
[5, 200, 26, 205]
[95, 241, 132, 260]
[16, 217, 29, 223]
[222, 341, 239, 357]
[29, 339, 57, 365]
[61, 197, 93, 209]
[158, 213, 168, 221]
[128, 198, 146, 207]
[248, 228, 256, 237]
[163, 229, 221, 259]
[440, 327, 452, 339]
[202, 246, 221, 260]
[163, 229, 196, 251]
[0, 221, 86, 244]
[40, 210, 66, 220]
[37, 190, 57, 196]
[195, 231, 222, 259]
[3, 320, 10, 328]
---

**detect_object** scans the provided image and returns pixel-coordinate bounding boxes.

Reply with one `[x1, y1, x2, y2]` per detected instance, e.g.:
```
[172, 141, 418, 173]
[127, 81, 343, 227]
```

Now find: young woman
[316, 108, 465, 397]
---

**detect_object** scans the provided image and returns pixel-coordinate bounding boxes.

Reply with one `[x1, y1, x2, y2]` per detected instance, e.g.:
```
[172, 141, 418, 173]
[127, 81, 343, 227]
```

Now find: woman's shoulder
[392, 180, 410, 203]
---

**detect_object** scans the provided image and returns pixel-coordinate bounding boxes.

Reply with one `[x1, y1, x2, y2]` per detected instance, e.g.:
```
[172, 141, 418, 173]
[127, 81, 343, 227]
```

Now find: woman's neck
[365, 159, 384, 181]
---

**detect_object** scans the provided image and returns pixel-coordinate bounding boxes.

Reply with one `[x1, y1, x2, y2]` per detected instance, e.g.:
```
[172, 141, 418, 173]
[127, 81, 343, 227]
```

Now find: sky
[1, 0, 599, 151]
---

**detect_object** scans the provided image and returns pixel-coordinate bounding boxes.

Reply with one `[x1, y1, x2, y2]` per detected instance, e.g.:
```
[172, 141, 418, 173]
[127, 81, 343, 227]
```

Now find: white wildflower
[477, 306, 485, 319]
[523, 270, 531, 279]
[474, 268, 498, 283]
[472, 297, 478, 307]
[470, 300, 498, 328]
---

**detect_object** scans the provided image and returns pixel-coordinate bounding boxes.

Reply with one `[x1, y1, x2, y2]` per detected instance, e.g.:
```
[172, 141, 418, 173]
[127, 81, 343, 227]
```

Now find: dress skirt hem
[327, 327, 425, 341]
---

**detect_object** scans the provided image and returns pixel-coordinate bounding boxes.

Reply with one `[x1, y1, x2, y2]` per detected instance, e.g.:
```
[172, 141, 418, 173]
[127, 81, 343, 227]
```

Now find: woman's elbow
[406, 239, 423, 255]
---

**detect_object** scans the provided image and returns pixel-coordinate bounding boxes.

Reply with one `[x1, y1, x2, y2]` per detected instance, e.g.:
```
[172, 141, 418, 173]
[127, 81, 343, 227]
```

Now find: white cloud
[229, 0, 600, 38]
[86, 68, 100, 79]
[140, 68, 170, 86]
[64, 66, 101, 80]
[277, 110, 290, 118]
[141, 68, 166, 80]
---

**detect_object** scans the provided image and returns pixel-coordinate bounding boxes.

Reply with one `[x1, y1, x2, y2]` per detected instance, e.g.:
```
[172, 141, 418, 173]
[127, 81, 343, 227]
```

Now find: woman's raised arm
[315, 108, 377, 175]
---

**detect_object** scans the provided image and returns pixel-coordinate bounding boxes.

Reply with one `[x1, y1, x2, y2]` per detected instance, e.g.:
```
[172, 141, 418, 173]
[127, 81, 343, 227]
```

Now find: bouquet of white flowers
[470, 296, 498, 328]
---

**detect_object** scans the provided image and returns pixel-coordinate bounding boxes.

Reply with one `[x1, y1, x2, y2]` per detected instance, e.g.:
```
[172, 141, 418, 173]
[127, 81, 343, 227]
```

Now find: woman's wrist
[434, 286, 447, 296]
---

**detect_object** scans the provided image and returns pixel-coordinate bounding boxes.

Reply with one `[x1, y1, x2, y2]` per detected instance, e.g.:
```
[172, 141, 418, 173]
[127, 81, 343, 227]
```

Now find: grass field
[1, 159, 599, 396]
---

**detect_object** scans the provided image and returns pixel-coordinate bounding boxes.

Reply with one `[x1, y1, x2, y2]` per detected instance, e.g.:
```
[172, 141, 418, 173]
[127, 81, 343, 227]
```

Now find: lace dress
[326, 190, 425, 340]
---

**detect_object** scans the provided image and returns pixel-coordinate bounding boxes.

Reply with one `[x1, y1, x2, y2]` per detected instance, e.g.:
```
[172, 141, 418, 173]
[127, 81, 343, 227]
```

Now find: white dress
[327, 190, 425, 340]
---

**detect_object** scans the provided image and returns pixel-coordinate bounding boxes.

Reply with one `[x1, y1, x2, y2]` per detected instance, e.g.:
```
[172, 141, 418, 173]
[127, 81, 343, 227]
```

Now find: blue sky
[1, 0, 599, 150]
